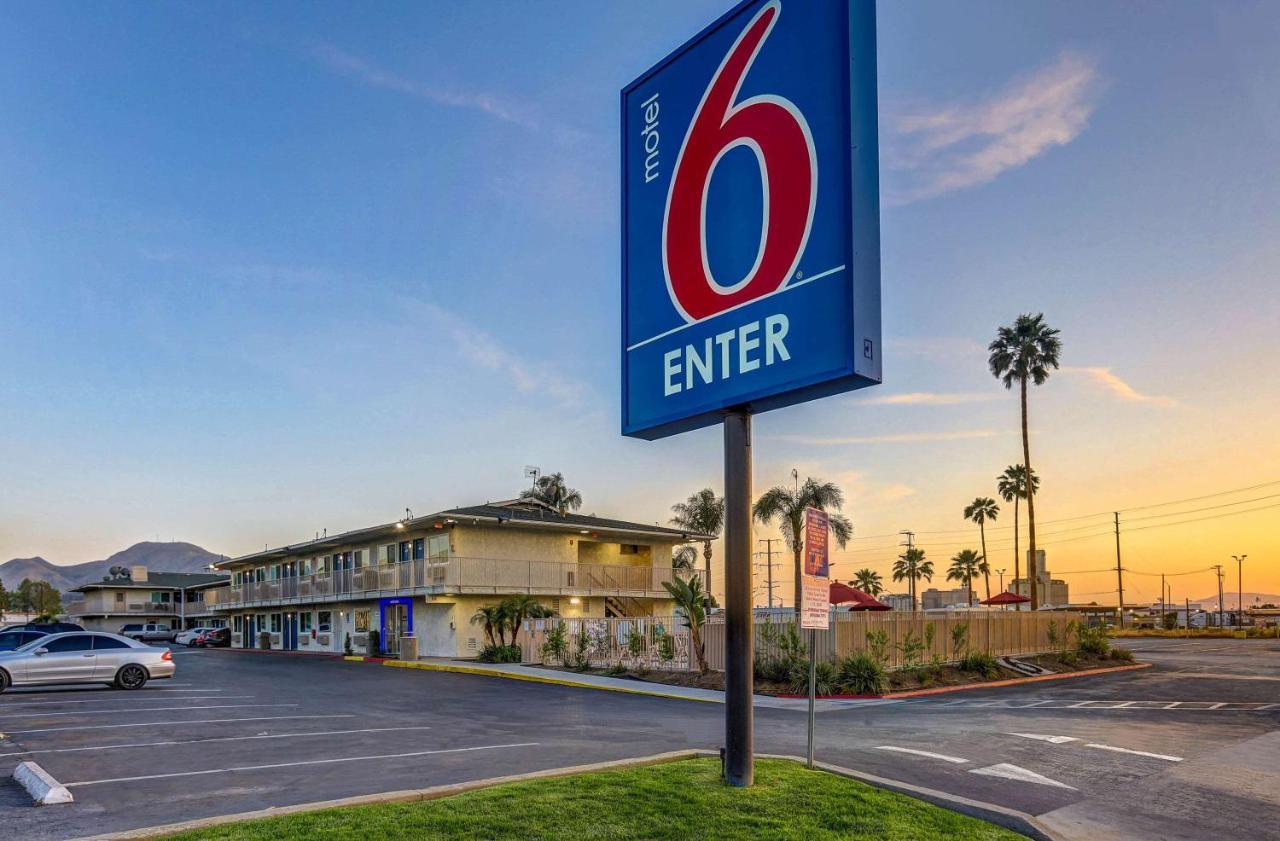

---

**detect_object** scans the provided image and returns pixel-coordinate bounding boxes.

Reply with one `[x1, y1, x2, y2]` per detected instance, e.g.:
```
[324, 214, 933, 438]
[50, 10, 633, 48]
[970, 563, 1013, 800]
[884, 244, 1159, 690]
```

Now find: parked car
[174, 627, 217, 646]
[2, 622, 84, 634]
[195, 627, 231, 648]
[120, 622, 176, 643]
[0, 629, 48, 651]
[0, 631, 175, 692]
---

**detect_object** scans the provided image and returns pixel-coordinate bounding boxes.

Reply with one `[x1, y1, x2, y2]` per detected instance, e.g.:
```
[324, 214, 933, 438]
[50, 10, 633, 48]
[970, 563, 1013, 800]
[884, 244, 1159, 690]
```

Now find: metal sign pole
[806, 627, 817, 769]
[723, 410, 754, 787]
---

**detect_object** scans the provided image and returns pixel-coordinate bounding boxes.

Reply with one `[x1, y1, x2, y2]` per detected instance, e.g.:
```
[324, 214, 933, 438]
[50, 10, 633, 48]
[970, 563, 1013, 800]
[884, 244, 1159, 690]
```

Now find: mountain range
[1189, 592, 1280, 610]
[0, 542, 225, 593]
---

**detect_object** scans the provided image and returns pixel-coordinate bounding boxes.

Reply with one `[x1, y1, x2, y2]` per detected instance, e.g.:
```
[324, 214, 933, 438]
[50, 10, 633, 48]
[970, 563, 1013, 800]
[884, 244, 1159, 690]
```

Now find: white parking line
[0, 703, 294, 719]
[874, 746, 969, 763]
[969, 763, 1077, 790]
[0, 726, 435, 759]
[1085, 743, 1183, 762]
[67, 742, 542, 787]
[0, 695, 248, 709]
[6, 714, 354, 734]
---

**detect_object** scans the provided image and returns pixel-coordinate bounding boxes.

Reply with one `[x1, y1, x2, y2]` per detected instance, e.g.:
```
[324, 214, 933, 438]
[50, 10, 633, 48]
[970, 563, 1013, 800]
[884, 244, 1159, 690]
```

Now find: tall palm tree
[996, 464, 1040, 608]
[669, 488, 725, 598]
[523, 472, 583, 515]
[963, 497, 1000, 600]
[892, 547, 933, 612]
[753, 477, 853, 625]
[852, 568, 884, 597]
[947, 549, 984, 606]
[989, 313, 1062, 609]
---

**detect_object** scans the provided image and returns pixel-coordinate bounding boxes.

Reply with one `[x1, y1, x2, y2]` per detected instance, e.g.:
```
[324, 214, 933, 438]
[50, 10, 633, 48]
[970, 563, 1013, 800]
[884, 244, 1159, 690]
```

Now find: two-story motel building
[69, 566, 230, 633]
[209, 498, 710, 657]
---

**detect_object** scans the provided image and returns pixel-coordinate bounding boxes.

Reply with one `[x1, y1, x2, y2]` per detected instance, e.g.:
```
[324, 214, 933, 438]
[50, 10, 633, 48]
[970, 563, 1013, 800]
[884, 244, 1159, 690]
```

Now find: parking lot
[0, 639, 1276, 840]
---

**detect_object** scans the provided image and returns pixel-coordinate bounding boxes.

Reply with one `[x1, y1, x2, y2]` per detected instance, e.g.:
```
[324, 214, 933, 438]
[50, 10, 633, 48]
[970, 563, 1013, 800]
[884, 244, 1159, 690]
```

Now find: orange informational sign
[801, 507, 830, 629]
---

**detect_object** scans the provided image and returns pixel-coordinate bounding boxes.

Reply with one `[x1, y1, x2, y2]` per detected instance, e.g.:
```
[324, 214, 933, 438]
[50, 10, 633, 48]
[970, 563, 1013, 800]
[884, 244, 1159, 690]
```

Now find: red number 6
[663, 1, 816, 323]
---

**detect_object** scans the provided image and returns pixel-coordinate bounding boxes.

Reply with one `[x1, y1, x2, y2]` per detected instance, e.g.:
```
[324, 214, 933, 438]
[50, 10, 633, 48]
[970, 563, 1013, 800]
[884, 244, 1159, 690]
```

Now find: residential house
[209, 498, 709, 657]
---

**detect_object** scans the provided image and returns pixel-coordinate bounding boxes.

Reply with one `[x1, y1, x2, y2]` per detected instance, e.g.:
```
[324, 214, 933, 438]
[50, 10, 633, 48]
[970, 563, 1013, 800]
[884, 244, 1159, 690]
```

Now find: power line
[1119, 479, 1280, 512]
[1123, 492, 1280, 523]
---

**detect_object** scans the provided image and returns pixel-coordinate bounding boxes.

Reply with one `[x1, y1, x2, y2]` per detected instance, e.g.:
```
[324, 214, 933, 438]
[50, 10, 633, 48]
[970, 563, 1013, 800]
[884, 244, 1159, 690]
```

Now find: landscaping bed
[158, 758, 1020, 841]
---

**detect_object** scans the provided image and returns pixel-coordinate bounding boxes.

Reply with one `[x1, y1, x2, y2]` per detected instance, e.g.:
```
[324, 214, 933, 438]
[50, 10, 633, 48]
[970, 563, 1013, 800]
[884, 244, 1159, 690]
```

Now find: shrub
[754, 653, 791, 684]
[950, 623, 970, 660]
[573, 624, 590, 670]
[1109, 647, 1135, 662]
[1046, 620, 1060, 650]
[789, 658, 839, 695]
[343, 633, 353, 656]
[605, 662, 627, 676]
[961, 651, 1000, 680]
[541, 621, 569, 665]
[1077, 624, 1111, 657]
[837, 652, 887, 695]
[658, 633, 676, 663]
[477, 644, 522, 663]
[865, 629, 890, 666]
[1059, 649, 1079, 667]
[627, 626, 645, 660]
[897, 630, 925, 669]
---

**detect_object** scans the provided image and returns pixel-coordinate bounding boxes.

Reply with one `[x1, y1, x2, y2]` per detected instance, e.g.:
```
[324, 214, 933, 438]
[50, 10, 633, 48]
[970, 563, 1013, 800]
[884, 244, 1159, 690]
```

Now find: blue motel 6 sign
[621, 0, 881, 440]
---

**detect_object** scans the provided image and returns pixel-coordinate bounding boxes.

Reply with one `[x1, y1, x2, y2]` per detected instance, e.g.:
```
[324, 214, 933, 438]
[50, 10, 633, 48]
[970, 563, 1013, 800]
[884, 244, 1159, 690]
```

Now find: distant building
[1010, 550, 1069, 607]
[882, 593, 914, 611]
[921, 586, 976, 610]
[69, 565, 229, 633]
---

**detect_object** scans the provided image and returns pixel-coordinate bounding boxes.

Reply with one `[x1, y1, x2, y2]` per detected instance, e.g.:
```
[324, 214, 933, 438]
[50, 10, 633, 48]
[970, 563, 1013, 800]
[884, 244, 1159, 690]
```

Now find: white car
[0, 631, 175, 692]
[175, 627, 217, 646]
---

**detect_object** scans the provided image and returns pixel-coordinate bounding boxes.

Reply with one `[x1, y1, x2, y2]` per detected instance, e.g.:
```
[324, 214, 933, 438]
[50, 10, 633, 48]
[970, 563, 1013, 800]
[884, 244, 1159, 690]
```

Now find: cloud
[1062, 366, 1177, 406]
[885, 52, 1101, 204]
[859, 392, 1000, 406]
[773, 430, 1001, 446]
[411, 301, 586, 405]
[308, 42, 586, 145]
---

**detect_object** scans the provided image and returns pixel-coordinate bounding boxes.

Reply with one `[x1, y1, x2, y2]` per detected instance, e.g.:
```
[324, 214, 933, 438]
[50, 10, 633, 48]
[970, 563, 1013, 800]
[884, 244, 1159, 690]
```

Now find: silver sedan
[0, 631, 175, 692]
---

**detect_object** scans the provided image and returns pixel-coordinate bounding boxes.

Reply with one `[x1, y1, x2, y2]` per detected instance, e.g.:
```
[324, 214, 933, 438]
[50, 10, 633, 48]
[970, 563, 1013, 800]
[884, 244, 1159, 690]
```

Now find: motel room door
[381, 599, 412, 655]
[282, 613, 299, 651]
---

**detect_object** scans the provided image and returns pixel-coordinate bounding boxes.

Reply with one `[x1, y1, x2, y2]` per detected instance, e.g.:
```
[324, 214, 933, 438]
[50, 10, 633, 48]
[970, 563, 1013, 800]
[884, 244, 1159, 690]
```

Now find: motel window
[151, 591, 171, 604]
[318, 611, 332, 632]
[257, 613, 268, 630]
[233, 616, 243, 633]
[299, 612, 313, 633]
[399, 541, 411, 563]
[115, 592, 125, 605]
[270, 614, 282, 633]
[352, 549, 364, 568]
[412, 538, 425, 561]
[428, 534, 449, 560]
[381, 544, 396, 564]
[355, 609, 370, 632]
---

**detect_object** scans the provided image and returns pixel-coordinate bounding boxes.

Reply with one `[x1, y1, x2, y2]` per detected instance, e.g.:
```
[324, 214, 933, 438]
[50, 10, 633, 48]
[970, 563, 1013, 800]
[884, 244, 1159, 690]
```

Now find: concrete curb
[13, 760, 74, 806]
[754, 752, 1062, 841]
[886, 662, 1151, 698]
[382, 659, 721, 703]
[66, 750, 701, 840]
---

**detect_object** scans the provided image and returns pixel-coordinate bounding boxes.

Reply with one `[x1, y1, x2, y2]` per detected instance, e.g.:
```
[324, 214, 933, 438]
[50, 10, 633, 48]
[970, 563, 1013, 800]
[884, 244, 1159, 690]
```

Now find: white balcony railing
[212, 557, 676, 610]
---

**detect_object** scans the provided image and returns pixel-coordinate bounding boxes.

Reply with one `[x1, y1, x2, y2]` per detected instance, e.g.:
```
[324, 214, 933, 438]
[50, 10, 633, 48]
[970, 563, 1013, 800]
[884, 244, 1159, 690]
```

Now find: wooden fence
[520, 610, 1071, 672]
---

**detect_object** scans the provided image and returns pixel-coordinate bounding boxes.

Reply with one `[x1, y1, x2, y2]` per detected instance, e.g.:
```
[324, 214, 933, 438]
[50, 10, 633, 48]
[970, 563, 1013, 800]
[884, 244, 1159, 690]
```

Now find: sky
[2, 1, 1278, 607]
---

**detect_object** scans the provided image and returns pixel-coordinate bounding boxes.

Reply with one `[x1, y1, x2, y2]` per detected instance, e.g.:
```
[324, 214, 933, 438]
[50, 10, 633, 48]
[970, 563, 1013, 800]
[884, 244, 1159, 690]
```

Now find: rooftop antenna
[524, 465, 541, 483]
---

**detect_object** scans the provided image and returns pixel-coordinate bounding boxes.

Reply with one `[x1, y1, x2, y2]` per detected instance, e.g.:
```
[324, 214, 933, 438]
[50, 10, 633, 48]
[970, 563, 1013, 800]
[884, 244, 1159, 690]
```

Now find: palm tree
[892, 547, 933, 612]
[996, 464, 1040, 607]
[522, 472, 583, 515]
[669, 488, 725, 598]
[672, 545, 698, 573]
[663, 573, 711, 673]
[989, 313, 1062, 609]
[752, 477, 854, 625]
[503, 595, 553, 645]
[963, 497, 1000, 600]
[852, 568, 883, 597]
[947, 549, 984, 606]
[470, 604, 507, 647]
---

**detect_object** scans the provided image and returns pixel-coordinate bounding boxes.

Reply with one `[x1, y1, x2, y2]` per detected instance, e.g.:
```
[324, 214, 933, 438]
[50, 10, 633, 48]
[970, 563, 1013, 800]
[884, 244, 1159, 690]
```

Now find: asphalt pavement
[0, 638, 1275, 840]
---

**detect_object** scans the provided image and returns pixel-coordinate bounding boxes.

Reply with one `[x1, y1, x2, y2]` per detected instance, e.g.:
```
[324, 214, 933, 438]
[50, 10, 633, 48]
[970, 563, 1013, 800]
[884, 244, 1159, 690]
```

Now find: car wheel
[115, 664, 149, 690]
[0, 669, 9, 693]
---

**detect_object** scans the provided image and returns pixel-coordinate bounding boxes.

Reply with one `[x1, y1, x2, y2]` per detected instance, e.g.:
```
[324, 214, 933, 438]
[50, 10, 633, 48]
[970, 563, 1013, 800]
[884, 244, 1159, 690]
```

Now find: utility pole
[758, 539, 781, 609]
[1233, 554, 1247, 629]
[1185, 596, 1190, 637]
[1213, 564, 1225, 629]
[1113, 512, 1125, 629]
[899, 531, 915, 611]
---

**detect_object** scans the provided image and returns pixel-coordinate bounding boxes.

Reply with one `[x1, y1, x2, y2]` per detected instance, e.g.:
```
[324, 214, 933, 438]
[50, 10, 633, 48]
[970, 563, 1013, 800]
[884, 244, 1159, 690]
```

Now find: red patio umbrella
[829, 581, 891, 611]
[981, 591, 1031, 608]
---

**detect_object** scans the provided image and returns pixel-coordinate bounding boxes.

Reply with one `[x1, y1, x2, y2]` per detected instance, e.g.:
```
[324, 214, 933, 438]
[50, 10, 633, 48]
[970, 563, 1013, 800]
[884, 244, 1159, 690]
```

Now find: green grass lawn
[161, 758, 1022, 840]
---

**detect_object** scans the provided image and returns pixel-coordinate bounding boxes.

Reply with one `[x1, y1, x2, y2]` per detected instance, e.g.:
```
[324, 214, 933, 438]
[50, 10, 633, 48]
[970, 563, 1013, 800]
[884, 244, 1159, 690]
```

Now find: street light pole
[996, 568, 1006, 593]
[1232, 555, 1246, 628]
[723, 410, 754, 787]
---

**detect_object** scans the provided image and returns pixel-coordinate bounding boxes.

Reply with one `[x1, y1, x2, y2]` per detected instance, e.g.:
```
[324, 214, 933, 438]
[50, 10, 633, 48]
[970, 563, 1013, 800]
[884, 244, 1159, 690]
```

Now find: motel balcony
[206, 557, 677, 611]
[70, 595, 178, 615]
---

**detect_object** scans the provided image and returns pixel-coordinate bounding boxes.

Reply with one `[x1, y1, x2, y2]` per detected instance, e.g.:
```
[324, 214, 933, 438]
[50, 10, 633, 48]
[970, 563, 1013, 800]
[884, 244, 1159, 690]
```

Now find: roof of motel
[216, 498, 715, 569]
[74, 571, 230, 593]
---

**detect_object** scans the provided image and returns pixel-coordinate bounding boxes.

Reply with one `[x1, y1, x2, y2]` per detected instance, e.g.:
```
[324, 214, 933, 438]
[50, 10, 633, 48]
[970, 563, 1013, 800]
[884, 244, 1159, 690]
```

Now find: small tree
[663, 574, 711, 673]
[471, 604, 507, 647]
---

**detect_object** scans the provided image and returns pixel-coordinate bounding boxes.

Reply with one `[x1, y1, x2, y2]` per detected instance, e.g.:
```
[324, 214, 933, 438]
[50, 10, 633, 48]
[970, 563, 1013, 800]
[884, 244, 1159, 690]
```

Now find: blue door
[244, 616, 256, 649]
[283, 614, 299, 651]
